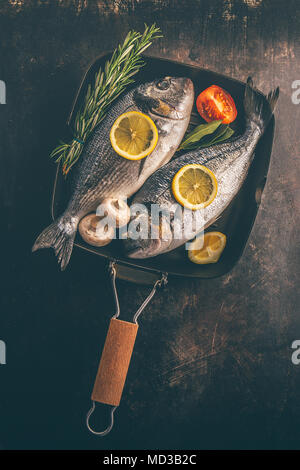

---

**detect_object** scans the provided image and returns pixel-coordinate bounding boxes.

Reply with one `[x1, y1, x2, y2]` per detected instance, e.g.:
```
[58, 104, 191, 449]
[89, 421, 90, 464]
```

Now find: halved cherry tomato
[196, 85, 237, 124]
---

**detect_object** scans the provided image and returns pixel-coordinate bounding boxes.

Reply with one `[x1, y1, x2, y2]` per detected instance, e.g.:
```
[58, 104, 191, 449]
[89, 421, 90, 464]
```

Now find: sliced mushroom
[79, 214, 114, 247]
[99, 198, 130, 228]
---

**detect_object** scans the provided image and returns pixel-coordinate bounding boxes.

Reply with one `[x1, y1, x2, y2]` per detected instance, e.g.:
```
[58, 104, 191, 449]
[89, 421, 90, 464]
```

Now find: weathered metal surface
[0, 0, 299, 449]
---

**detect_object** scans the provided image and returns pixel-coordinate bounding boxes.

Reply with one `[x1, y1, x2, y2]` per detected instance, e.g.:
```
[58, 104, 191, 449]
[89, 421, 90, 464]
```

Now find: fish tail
[32, 214, 78, 270]
[244, 76, 279, 131]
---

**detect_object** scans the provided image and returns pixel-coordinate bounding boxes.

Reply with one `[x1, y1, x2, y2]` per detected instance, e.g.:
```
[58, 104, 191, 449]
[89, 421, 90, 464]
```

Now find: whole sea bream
[33, 77, 194, 269]
[124, 78, 279, 259]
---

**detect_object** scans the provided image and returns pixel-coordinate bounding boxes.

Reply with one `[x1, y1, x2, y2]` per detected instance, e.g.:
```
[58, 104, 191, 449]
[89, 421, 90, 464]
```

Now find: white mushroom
[99, 198, 130, 228]
[78, 214, 114, 247]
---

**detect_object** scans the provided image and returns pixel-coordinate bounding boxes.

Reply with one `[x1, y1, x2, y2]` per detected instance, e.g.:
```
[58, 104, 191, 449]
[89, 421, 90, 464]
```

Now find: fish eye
[156, 79, 170, 90]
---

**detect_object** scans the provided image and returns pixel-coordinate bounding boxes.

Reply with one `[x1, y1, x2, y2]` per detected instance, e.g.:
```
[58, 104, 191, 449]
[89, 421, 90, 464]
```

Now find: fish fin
[32, 215, 78, 270]
[244, 77, 279, 131]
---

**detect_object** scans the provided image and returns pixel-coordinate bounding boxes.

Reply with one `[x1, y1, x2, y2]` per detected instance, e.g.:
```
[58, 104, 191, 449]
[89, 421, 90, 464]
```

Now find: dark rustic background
[0, 0, 299, 450]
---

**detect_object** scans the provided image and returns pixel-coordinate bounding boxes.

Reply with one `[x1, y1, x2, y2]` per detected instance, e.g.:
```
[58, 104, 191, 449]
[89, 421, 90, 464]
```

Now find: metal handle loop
[86, 401, 117, 436]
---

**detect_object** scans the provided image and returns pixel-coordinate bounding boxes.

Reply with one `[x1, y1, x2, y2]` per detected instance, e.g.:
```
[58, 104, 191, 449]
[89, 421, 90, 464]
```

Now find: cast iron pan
[51, 53, 275, 285]
[50, 54, 275, 435]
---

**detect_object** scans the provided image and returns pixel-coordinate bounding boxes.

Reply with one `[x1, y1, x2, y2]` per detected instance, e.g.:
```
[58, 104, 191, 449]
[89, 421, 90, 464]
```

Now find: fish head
[134, 77, 194, 121]
[124, 212, 173, 259]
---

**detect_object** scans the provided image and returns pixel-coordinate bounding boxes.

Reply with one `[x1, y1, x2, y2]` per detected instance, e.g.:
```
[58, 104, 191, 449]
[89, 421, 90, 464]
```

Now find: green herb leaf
[178, 120, 234, 152]
[199, 124, 229, 146]
[178, 120, 222, 150]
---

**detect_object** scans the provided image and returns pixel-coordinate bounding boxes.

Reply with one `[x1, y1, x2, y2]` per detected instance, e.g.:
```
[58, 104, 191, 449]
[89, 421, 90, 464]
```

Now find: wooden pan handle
[91, 318, 139, 407]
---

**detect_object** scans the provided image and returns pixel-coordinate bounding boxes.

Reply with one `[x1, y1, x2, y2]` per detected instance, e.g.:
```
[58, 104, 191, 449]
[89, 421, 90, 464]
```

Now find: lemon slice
[110, 111, 158, 160]
[188, 231, 226, 264]
[172, 164, 218, 210]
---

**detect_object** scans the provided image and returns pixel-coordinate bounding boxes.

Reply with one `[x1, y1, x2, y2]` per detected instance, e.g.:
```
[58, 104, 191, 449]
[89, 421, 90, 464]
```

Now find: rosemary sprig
[51, 24, 162, 176]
